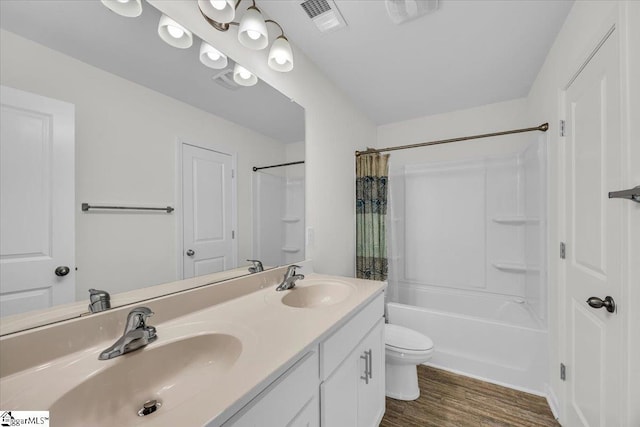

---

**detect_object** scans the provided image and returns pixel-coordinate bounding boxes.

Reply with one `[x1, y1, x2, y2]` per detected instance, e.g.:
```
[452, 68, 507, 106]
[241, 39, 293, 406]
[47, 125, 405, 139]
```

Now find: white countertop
[0, 271, 385, 426]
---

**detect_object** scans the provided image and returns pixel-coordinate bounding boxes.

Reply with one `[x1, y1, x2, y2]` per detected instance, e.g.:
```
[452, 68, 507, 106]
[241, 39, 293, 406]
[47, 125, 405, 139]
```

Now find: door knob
[586, 296, 616, 313]
[55, 266, 70, 277]
[186, 249, 195, 257]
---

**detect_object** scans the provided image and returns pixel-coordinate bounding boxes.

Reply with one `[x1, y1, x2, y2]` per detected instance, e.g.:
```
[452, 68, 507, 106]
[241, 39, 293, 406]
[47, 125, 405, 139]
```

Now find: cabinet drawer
[320, 292, 384, 380]
[223, 351, 319, 427]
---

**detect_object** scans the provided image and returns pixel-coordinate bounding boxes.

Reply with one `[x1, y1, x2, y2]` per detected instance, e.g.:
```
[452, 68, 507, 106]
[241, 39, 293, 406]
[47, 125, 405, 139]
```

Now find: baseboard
[544, 383, 561, 422]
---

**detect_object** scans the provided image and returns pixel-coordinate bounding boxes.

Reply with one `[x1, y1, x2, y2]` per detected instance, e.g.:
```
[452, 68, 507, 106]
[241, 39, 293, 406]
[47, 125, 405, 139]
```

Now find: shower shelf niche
[282, 247, 300, 253]
[492, 262, 540, 273]
[281, 216, 301, 223]
[492, 216, 540, 225]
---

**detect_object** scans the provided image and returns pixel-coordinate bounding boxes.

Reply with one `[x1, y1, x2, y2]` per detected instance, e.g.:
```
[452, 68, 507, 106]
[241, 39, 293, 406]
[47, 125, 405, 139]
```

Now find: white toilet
[384, 323, 434, 400]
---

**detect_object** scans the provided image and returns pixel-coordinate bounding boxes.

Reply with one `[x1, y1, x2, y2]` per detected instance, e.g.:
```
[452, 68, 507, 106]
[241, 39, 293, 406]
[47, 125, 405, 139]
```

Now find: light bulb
[210, 0, 226, 10]
[116, 0, 130, 3]
[206, 51, 221, 61]
[167, 25, 184, 39]
[275, 54, 287, 65]
[239, 69, 251, 79]
[246, 30, 261, 41]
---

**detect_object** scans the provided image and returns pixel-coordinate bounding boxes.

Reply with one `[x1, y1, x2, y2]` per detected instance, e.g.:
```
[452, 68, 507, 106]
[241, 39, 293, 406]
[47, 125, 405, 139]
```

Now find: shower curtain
[356, 152, 389, 281]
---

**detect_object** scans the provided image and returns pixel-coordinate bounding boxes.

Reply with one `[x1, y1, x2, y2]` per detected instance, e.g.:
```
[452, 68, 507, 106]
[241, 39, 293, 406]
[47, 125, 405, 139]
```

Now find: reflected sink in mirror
[270, 280, 355, 308]
[49, 333, 241, 426]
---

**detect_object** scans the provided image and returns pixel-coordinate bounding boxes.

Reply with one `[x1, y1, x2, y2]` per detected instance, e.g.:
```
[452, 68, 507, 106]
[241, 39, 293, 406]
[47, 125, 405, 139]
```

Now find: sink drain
[138, 399, 162, 417]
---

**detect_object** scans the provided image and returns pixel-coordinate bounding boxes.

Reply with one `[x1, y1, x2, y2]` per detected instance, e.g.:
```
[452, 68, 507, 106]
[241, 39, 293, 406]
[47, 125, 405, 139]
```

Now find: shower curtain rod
[355, 122, 549, 157]
[252, 160, 305, 172]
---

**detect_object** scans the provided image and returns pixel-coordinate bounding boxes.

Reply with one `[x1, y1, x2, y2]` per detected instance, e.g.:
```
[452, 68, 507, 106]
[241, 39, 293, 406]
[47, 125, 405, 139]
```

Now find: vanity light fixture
[100, 0, 142, 18]
[158, 14, 193, 49]
[199, 41, 229, 69]
[198, 0, 295, 72]
[237, 6, 269, 50]
[233, 63, 258, 86]
[197, 0, 236, 25]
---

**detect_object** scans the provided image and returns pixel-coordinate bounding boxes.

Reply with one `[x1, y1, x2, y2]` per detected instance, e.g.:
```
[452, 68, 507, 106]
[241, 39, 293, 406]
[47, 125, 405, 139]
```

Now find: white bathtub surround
[385, 137, 547, 394]
[388, 298, 547, 395]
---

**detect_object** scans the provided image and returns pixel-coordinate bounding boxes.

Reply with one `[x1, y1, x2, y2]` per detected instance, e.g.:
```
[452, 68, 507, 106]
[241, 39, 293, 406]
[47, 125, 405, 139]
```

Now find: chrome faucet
[88, 288, 111, 313]
[99, 307, 157, 360]
[247, 259, 264, 273]
[276, 265, 304, 291]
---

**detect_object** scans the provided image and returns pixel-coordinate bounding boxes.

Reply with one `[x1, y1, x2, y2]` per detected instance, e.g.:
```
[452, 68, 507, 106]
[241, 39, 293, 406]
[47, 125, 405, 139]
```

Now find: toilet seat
[385, 324, 433, 352]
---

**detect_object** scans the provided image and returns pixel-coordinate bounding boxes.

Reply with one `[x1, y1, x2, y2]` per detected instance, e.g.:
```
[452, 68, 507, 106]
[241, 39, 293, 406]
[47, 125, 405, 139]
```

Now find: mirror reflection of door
[0, 86, 75, 316]
[181, 143, 236, 279]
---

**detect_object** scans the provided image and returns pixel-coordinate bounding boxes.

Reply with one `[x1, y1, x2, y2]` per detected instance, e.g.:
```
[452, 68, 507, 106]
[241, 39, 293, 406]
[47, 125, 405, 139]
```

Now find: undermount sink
[279, 280, 355, 308]
[49, 333, 242, 426]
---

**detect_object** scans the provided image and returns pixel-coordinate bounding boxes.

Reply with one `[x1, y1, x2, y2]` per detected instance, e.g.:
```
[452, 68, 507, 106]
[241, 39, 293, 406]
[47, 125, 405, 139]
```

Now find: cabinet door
[357, 319, 385, 427]
[223, 352, 319, 427]
[321, 351, 359, 427]
[289, 394, 319, 427]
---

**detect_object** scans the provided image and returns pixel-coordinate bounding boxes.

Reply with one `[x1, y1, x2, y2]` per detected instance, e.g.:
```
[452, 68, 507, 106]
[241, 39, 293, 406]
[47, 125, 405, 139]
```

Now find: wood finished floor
[380, 366, 560, 427]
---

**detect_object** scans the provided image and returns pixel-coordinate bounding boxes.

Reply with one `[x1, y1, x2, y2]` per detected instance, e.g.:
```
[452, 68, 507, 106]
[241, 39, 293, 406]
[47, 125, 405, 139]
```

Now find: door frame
[175, 138, 238, 280]
[556, 3, 633, 424]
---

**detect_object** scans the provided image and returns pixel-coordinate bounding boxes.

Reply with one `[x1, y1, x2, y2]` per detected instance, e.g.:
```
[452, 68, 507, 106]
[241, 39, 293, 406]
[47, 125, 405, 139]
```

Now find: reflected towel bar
[82, 203, 174, 213]
[253, 160, 304, 172]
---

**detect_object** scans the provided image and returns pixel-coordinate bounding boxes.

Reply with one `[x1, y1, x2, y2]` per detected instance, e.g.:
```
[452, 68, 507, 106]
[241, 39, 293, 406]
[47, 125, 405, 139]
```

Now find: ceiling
[259, 0, 574, 124]
[0, 0, 305, 143]
[1, 0, 574, 133]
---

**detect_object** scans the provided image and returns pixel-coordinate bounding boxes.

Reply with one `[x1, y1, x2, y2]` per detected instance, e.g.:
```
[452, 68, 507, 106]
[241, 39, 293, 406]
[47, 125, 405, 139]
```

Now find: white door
[182, 143, 235, 278]
[563, 28, 627, 426]
[0, 86, 75, 317]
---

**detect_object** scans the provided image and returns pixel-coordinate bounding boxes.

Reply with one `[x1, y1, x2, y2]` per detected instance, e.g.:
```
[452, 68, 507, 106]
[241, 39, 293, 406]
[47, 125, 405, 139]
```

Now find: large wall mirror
[0, 0, 305, 334]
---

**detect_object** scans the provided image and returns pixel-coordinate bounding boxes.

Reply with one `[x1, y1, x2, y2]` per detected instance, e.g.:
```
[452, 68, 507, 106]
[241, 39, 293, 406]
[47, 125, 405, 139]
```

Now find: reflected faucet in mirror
[88, 289, 111, 313]
[99, 307, 157, 360]
[247, 260, 264, 273]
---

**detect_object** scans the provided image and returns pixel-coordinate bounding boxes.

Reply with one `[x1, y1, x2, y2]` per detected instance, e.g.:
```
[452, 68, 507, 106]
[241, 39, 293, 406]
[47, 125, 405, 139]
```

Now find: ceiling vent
[385, 0, 439, 25]
[211, 67, 241, 91]
[300, 0, 347, 33]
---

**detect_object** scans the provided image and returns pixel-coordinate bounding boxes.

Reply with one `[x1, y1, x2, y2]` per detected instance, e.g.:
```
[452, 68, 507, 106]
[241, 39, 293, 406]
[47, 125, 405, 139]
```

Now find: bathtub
[386, 283, 549, 395]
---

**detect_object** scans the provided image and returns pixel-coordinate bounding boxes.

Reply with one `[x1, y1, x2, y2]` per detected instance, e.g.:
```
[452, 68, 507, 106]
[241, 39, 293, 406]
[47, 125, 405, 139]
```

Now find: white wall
[525, 1, 639, 423]
[148, 1, 377, 278]
[1, 30, 287, 299]
[378, 98, 531, 166]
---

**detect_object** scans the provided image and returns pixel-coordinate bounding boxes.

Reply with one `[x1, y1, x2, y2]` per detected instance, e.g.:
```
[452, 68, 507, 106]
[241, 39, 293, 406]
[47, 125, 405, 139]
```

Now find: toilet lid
[385, 324, 433, 351]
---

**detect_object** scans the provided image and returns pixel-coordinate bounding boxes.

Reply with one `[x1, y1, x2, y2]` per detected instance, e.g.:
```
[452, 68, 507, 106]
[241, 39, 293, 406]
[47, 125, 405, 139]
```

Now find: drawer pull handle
[360, 352, 369, 384]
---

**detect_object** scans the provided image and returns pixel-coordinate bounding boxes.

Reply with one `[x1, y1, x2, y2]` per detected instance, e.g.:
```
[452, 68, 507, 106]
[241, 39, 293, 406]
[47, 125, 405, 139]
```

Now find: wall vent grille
[211, 68, 241, 91]
[300, 0, 347, 33]
[300, 0, 331, 19]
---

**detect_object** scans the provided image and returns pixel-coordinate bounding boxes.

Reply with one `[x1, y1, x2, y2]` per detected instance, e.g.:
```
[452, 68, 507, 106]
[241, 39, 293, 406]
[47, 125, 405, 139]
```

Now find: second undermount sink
[279, 280, 355, 308]
[49, 333, 242, 426]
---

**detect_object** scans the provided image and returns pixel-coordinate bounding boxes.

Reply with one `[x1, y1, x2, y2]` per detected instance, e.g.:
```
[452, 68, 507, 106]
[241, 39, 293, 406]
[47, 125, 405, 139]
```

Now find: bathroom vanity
[0, 266, 386, 426]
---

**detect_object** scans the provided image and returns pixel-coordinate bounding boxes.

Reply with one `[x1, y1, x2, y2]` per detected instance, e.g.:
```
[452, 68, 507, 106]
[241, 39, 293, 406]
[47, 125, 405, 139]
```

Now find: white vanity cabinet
[320, 293, 385, 427]
[221, 292, 385, 427]
[222, 351, 320, 427]
[321, 319, 385, 427]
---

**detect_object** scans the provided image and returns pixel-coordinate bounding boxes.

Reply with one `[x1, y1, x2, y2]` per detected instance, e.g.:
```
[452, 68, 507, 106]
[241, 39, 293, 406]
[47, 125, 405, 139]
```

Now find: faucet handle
[286, 264, 301, 275]
[125, 307, 154, 332]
